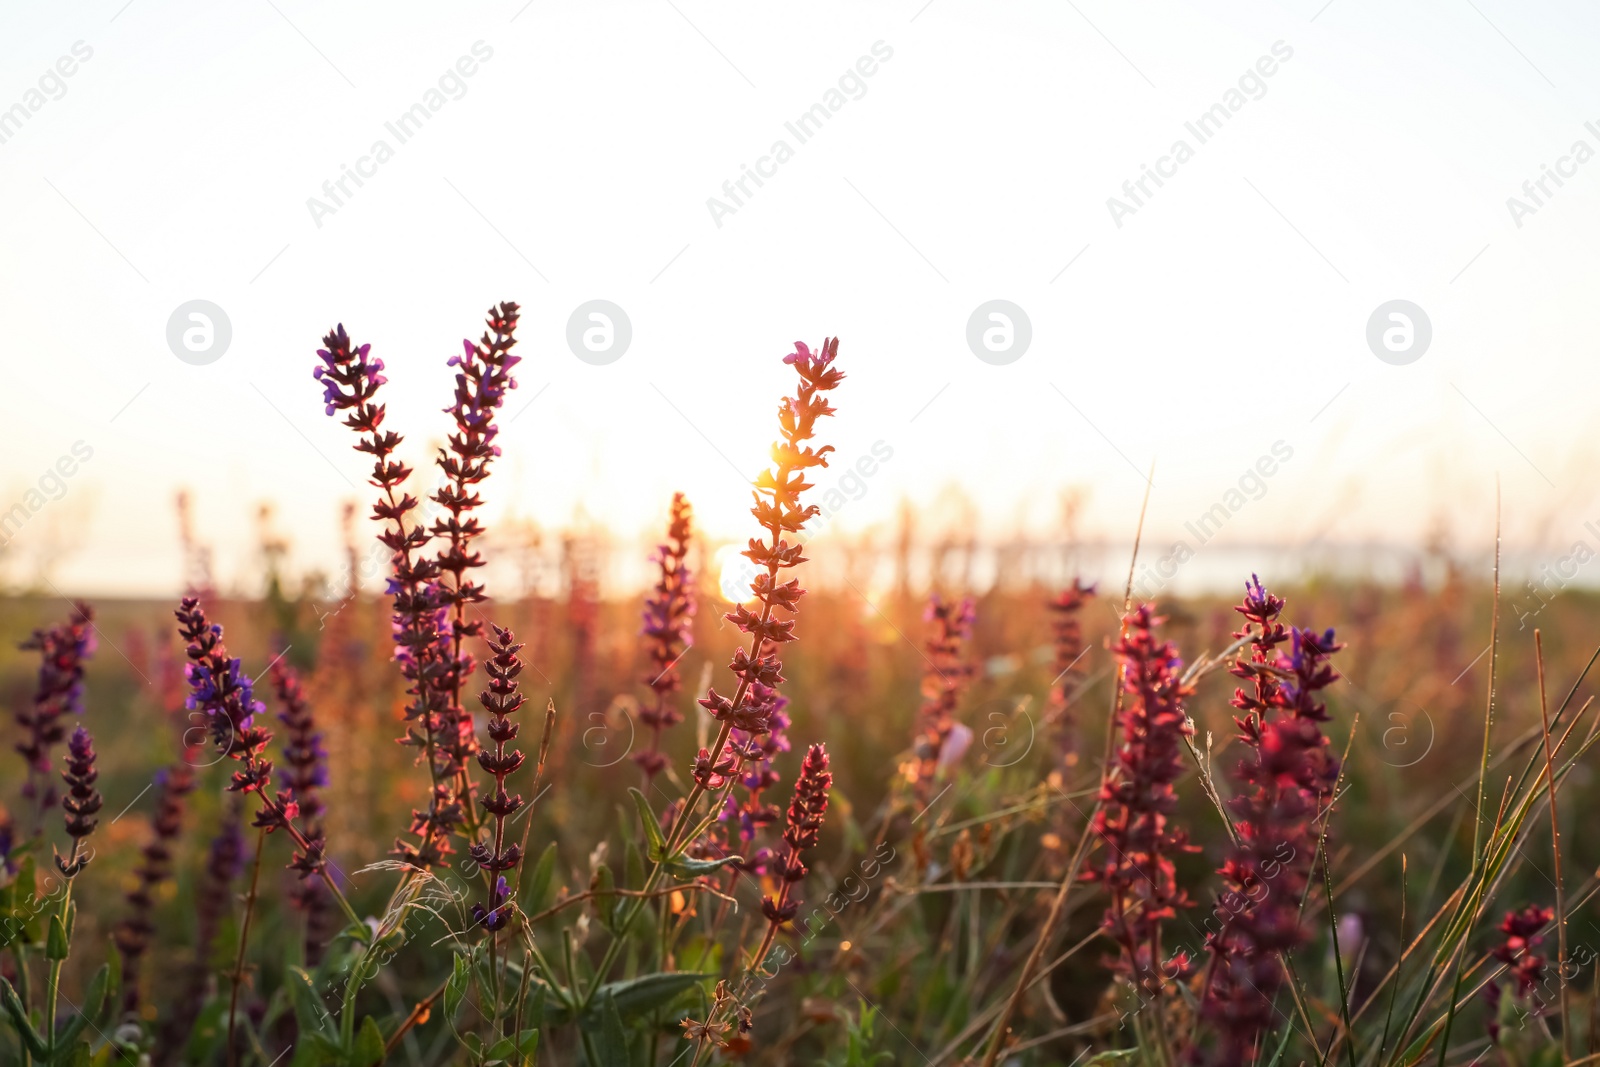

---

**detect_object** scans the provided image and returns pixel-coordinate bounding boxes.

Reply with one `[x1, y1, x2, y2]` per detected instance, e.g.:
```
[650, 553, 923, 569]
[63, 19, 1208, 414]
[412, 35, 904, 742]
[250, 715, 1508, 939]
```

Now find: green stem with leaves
[42, 880, 74, 1056]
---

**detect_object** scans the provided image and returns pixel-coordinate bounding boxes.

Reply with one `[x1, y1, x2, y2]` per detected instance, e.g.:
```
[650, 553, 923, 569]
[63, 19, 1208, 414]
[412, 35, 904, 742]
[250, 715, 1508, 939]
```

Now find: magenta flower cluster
[1090, 604, 1197, 1001]
[1483, 904, 1554, 1041]
[1195, 577, 1343, 1065]
[912, 593, 977, 796]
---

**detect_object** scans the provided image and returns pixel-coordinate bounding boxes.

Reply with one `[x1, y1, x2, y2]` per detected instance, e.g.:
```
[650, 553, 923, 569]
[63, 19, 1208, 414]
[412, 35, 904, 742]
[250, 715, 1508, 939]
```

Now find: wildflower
[1484, 904, 1554, 1042]
[690, 339, 843, 798]
[1494, 905, 1555, 992]
[911, 594, 976, 796]
[636, 492, 696, 780]
[682, 981, 737, 1052]
[468, 627, 527, 932]
[433, 302, 522, 797]
[471, 876, 513, 934]
[271, 661, 333, 961]
[401, 784, 465, 872]
[176, 598, 327, 905]
[54, 725, 101, 878]
[14, 603, 95, 827]
[1228, 575, 1289, 743]
[690, 747, 739, 792]
[1046, 579, 1095, 769]
[114, 762, 196, 1010]
[680, 1013, 731, 1046]
[176, 599, 294, 827]
[272, 661, 328, 880]
[314, 323, 456, 868]
[723, 696, 790, 876]
[1088, 604, 1196, 1002]
[753, 744, 832, 966]
[1195, 580, 1343, 1066]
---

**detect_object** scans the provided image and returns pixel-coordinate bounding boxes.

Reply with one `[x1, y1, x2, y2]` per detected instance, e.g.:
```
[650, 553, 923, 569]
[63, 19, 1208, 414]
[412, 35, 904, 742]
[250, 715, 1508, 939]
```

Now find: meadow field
[2, 321, 1596, 1067]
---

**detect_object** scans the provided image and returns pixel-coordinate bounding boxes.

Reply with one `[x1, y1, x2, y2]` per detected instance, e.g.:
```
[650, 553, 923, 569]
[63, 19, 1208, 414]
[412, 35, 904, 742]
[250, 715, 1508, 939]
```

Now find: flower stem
[227, 827, 268, 1067]
[42, 879, 75, 1055]
[11, 947, 31, 1067]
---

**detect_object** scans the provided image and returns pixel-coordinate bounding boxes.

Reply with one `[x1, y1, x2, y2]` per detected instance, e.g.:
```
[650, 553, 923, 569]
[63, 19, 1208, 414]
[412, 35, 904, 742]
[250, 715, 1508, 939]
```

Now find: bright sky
[3, 0, 1600, 597]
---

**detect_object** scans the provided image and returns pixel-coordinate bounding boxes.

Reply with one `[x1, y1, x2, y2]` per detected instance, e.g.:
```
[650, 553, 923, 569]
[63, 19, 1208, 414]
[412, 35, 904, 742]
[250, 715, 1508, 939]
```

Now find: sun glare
[715, 542, 757, 603]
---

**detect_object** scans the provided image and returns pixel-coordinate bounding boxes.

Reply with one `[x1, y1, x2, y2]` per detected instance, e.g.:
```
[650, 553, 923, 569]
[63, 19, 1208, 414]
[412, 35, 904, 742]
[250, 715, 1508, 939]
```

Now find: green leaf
[595, 971, 712, 1024]
[3, 856, 41, 949]
[0, 976, 49, 1059]
[522, 843, 559, 917]
[16, 855, 38, 909]
[351, 1015, 385, 1067]
[182, 999, 231, 1065]
[522, 983, 546, 1030]
[289, 1039, 328, 1067]
[0, 915, 25, 952]
[588, 994, 629, 1067]
[510, 972, 575, 1026]
[628, 789, 666, 856]
[665, 853, 743, 879]
[338, 920, 373, 947]
[474, 955, 501, 1015]
[1082, 1052, 1140, 1066]
[54, 1039, 91, 1067]
[443, 953, 471, 1044]
[305, 1030, 345, 1060]
[102, 938, 123, 1015]
[285, 966, 333, 1038]
[45, 913, 69, 960]
[516, 1026, 540, 1064]
[484, 1036, 518, 1064]
[51, 964, 109, 1051]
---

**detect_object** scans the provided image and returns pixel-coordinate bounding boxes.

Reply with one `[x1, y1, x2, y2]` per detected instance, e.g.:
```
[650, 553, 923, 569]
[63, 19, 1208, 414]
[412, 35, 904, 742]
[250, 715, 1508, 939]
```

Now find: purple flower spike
[15, 602, 96, 828]
[468, 626, 531, 936]
[636, 492, 696, 780]
[432, 302, 523, 818]
[313, 321, 464, 869]
[55, 724, 102, 877]
[471, 875, 513, 932]
[175, 599, 328, 896]
[271, 659, 332, 932]
[115, 761, 196, 1009]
